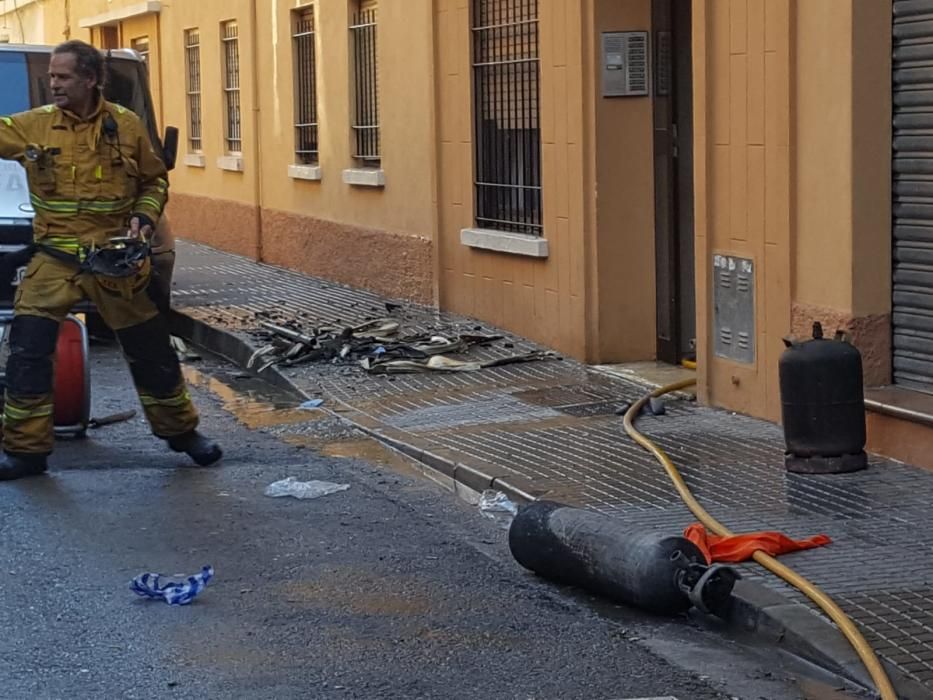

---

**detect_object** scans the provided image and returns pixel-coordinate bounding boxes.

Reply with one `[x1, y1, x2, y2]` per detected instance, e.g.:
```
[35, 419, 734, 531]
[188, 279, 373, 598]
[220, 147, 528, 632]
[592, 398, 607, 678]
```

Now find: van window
[106, 58, 162, 150]
[106, 58, 149, 119]
[0, 53, 30, 115]
[0, 52, 49, 115]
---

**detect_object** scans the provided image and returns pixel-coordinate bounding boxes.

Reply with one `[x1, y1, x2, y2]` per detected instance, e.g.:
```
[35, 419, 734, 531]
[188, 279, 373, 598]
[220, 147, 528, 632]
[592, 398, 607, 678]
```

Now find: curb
[725, 581, 932, 699]
[170, 308, 932, 700]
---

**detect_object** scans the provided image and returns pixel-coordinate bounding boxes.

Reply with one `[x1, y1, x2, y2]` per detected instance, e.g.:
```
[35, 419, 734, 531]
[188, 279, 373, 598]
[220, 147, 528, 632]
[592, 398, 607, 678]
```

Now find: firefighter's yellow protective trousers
[3, 252, 197, 455]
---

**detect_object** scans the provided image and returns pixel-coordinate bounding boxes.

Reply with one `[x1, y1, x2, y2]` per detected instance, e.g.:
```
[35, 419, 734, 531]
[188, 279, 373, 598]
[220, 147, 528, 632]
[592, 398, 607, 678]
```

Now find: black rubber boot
[0, 452, 48, 481]
[166, 430, 223, 467]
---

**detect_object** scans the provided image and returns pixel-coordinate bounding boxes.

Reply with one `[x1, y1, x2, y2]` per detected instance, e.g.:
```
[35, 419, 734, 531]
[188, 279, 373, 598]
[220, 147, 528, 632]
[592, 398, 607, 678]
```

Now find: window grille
[471, 0, 542, 235]
[293, 7, 319, 165]
[184, 29, 202, 151]
[221, 20, 242, 153]
[350, 1, 380, 164]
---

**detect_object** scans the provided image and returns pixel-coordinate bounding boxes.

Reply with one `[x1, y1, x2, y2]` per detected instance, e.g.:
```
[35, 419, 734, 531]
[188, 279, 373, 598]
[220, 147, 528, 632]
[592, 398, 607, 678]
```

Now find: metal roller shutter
[894, 0, 933, 391]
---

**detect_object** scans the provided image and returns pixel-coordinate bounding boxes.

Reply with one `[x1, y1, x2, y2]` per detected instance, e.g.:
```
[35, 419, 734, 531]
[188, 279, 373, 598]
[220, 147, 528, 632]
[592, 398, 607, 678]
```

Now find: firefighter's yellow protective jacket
[0, 98, 168, 257]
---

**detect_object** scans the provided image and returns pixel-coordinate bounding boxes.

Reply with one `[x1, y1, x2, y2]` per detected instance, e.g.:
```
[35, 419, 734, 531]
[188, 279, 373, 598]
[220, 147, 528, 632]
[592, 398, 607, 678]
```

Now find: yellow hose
[623, 378, 896, 700]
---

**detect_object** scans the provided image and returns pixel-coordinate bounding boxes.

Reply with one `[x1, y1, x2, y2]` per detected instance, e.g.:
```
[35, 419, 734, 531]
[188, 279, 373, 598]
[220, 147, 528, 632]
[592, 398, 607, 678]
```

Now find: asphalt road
[0, 343, 834, 700]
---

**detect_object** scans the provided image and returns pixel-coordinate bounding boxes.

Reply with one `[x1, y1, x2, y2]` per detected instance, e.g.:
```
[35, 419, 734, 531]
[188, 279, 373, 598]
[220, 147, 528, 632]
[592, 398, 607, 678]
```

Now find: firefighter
[0, 40, 222, 480]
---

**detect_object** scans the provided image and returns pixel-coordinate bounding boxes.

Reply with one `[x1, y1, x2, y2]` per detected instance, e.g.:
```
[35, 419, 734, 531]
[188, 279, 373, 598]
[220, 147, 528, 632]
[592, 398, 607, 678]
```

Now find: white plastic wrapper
[264, 477, 350, 500]
[478, 489, 519, 529]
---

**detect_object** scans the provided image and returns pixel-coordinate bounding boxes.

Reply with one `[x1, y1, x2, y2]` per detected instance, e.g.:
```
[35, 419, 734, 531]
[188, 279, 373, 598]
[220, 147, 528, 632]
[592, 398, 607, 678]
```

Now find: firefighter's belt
[37, 240, 151, 279]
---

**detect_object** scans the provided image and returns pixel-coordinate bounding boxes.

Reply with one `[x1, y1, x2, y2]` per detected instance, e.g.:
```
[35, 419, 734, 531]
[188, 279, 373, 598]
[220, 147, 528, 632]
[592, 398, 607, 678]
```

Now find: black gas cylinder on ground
[508, 500, 738, 616]
[779, 322, 867, 474]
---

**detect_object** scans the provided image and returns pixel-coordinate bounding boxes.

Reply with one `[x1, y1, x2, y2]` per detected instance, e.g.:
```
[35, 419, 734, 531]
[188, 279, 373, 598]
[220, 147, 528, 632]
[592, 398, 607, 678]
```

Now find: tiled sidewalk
[173, 240, 933, 695]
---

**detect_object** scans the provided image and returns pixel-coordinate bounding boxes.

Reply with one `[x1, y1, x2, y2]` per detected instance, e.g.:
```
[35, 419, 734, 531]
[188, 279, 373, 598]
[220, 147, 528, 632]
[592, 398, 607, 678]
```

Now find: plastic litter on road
[478, 490, 518, 529]
[264, 476, 350, 500]
[299, 399, 325, 410]
[479, 490, 518, 515]
[131, 565, 214, 606]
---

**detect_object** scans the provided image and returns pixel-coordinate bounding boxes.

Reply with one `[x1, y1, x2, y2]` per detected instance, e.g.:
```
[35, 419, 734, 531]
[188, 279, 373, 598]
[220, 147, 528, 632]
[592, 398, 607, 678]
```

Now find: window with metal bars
[131, 36, 150, 67]
[293, 6, 319, 165]
[471, 0, 542, 235]
[349, 1, 380, 165]
[184, 29, 202, 152]
[221, 20, 242, 153]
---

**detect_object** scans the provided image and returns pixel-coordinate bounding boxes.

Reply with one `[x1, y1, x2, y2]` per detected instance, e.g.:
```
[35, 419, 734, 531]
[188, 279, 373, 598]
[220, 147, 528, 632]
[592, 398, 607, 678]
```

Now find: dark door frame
[652, 0, 695, 365]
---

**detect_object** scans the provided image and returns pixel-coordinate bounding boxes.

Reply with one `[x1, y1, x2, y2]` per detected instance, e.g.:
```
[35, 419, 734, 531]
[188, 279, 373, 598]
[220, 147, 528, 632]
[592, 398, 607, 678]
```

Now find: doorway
[652, 0, 695, 365]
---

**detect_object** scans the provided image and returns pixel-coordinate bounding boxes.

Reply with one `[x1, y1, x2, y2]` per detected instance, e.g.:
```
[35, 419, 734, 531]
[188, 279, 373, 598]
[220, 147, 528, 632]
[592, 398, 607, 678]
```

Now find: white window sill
[184, 153, 206, 168]
[289, 164, 322, 181]
[217, 155, 244, 172]
[460, 228, 549, 258]
[342, 168, 385, 187]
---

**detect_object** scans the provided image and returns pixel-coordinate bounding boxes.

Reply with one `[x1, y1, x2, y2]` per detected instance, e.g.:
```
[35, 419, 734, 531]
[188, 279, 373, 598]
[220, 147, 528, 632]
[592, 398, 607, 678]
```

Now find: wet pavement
[0, 343, 820, 699]
[169, 240, 933, 697]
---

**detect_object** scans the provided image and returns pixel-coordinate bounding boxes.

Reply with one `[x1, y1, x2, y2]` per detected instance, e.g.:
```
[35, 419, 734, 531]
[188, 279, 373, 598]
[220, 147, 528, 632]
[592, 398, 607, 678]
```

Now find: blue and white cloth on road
[130, 565, 214, 605]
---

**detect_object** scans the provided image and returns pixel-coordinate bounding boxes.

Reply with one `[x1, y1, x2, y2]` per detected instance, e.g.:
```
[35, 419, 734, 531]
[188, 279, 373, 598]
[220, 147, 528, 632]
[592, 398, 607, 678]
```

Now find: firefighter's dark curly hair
[53, 40, 107, 88]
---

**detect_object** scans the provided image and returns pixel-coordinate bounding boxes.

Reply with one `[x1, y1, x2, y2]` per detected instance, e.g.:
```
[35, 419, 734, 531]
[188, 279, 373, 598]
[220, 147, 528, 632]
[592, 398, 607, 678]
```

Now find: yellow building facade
[4, 0, 932, 467]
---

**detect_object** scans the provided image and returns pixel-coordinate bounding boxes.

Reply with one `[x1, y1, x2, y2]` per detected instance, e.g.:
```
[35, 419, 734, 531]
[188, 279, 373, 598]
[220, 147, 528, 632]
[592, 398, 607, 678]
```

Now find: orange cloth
[684, 523, 832, 564]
